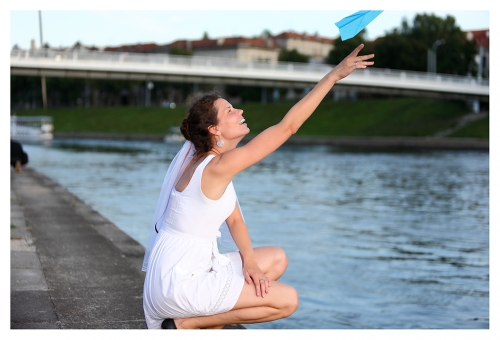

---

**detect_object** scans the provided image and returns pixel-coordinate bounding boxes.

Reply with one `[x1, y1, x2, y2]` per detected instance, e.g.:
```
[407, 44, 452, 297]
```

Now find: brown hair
[180, 92, 221, 156]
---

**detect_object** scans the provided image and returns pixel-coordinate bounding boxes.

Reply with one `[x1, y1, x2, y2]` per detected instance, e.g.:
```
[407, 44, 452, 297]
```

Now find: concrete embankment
[11, 167, 148, 329]
[54, 132, 488, 150]
[10, 167, 244, 329]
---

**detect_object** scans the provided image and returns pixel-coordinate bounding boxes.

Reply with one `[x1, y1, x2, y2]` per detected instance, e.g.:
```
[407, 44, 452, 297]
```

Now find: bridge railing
[11, 48, 489, 87]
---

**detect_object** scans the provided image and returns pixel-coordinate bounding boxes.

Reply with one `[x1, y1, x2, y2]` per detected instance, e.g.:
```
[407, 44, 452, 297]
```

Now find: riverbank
[12, 97, 489, 140]
[11, 166, 147, 328]
[10, 167, 244, 329]
[53, 132, 489, 150]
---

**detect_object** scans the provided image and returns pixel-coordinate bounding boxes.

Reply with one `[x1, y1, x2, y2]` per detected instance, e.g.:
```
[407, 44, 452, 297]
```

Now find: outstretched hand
[333, 44, 374, 81]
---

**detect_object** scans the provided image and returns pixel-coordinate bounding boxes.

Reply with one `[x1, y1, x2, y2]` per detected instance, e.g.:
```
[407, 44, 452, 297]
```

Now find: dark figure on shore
[11, 140, 28, 173]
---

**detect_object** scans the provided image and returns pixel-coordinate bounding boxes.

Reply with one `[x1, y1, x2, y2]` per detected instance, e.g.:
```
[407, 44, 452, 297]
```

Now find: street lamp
[427, 39, 445, 74]
[39, 10, 47, 109]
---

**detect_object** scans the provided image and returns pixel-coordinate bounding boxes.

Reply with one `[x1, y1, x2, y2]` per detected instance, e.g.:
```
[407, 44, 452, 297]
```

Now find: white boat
[11, 115, 54, 142]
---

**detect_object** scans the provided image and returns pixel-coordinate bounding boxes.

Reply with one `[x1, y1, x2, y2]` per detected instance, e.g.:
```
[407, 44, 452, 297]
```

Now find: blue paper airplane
[335, 10, 384, 41]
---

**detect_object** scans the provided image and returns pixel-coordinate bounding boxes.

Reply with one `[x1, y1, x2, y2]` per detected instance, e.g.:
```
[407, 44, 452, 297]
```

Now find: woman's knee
[281, 285, 299, 318]
[271, 246, 288, 271]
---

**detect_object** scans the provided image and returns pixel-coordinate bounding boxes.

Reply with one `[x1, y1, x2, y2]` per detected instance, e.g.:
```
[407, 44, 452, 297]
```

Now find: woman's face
[214, 98, 249, 141]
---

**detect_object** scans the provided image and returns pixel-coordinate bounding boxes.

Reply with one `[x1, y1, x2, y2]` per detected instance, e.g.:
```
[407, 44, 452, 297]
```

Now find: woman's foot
[161, 318, 188, 329]
[161, 318, 177, 329]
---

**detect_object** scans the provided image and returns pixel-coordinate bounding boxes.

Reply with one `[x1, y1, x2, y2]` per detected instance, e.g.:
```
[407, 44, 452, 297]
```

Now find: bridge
[11, 49, 489, 102]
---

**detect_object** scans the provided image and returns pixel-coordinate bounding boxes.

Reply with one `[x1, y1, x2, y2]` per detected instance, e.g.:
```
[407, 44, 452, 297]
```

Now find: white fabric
[142, 154, 245, 325]
[142, 141, 238, 272]
[142, 140, 194, 272]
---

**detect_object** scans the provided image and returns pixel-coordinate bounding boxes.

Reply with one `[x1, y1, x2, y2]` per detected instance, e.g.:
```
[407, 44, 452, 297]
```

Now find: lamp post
[39, 10, 47, 109]
[427, 39, 445, 73]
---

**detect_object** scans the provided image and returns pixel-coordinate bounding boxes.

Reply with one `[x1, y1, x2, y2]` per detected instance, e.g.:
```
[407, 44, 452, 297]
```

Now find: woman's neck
[209, 148, 221, 156]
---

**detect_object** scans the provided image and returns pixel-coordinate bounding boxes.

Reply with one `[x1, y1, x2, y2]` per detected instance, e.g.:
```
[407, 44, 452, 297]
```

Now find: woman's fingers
[244, 271, 252, 284]
[349, 43, 365, 57]
[262, 276, 271, 294]
[250, 274, 272, 297]
[357, 60, 375, 68]
[260, 278, 267, 297]
[350, 53, 375, 69]
[257, 275, 271, 297]
[360, 53, 375, 61]
[253, 276, 262, 297]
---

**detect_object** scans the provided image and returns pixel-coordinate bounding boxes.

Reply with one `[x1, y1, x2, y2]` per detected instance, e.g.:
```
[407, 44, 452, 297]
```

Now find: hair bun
[180, 119, 191, 140]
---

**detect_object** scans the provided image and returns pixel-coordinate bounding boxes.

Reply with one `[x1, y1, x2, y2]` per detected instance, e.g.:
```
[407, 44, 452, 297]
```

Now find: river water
[22, 138, 489, 329]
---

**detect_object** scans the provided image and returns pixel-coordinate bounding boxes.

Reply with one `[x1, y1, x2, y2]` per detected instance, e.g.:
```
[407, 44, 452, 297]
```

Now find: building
[164, 31, 337, 64]
[465, 29, 489, 79]
[104, 43, 160, 53]
[272, 31, 334, 63]
[164, 36, 280, 64]
[100, 31, 336, 65]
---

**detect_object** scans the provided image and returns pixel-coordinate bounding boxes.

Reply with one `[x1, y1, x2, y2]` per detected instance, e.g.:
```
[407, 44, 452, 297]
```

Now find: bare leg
[250, 246, 288, 281]
[174, 246, 297, 329]
[176, 280, 298, 329]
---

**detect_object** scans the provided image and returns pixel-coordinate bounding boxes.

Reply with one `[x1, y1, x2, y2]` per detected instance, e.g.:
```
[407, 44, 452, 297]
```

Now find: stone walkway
[10, 167, 245, 329]
[11, 167, 147, 328]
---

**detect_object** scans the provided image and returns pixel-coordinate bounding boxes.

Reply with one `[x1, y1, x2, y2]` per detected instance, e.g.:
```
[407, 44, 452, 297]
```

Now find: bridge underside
[11, 67, 489, 103]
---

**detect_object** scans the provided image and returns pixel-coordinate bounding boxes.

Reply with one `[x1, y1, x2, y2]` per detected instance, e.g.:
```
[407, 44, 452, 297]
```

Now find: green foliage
[278, 48, 309, 63]
[372, 14, 477, 74]
[326, 29, 373, 65]
[12, 97, 481, 139]
[261, 29, 272, 38]
[168, 46, 193, 56]
[13, 106, 187, 134]
[295, 97, 470, 137]
[449, 116, 489, 139]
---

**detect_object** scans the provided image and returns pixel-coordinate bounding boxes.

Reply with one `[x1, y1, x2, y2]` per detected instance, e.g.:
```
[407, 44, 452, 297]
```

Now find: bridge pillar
[273, 88, 280, 102]
[41, 76, 47, 109]
[145, 81, 154, 107]
[85, 79, 91, 108]
[472, 100, 480, 113]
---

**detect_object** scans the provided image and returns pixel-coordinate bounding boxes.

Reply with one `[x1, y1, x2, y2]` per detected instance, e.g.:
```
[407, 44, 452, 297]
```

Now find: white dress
[143, 155, 245, 329]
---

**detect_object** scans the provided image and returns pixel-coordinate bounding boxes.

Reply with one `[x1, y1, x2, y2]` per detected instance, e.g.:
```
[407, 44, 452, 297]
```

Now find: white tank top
[162, 155, 237, 242]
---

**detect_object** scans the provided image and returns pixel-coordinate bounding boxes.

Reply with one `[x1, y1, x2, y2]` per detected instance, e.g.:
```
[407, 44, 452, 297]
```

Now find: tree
[278, 48, 309, 63]
[168, 46, 193, 56]
[370, 25, 427, 71]
[261, 29, 272, 38]
[325, 29, 373, 65]
[372, 14, 477, 75]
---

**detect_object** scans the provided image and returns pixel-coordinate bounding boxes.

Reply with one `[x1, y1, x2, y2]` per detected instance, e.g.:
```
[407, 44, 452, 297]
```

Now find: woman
[142, 44, 374, 329]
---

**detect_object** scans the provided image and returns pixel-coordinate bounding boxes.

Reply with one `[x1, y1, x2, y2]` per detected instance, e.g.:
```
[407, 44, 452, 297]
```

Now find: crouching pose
[142, 44, 374, 329]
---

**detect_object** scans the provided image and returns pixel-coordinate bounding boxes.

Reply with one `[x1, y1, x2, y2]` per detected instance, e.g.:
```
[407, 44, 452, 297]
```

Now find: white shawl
[142, 140, 239, 272]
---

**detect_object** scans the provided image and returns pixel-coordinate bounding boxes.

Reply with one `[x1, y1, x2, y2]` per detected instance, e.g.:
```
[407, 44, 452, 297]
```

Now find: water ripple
[22, 140, 489, 329]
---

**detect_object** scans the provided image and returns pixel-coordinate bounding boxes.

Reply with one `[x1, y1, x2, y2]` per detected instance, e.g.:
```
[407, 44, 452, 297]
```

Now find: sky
[8, 5, 491, 50]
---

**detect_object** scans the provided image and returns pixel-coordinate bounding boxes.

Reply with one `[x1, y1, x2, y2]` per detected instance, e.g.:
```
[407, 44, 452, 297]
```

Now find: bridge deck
[11, 49, 489, 101]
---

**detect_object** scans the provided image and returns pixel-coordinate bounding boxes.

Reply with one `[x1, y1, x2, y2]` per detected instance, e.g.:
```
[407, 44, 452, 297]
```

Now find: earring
[217, 137, 224, 148]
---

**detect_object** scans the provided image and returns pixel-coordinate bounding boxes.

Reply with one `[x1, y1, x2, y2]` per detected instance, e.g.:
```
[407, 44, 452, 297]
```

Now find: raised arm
[213, 44, 374, 178]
